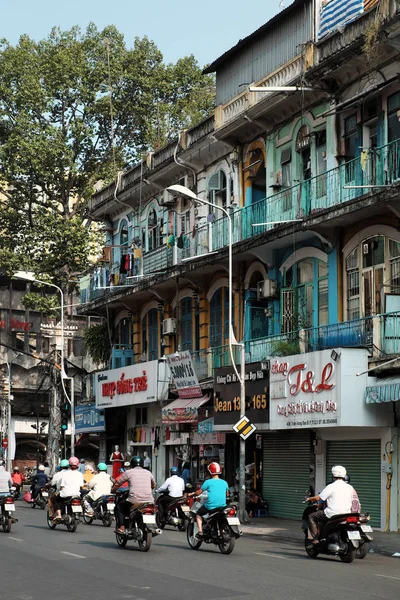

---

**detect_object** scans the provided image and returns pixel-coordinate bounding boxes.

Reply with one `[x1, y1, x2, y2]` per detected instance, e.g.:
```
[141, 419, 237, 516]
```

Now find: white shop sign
[269, 348, 376, 429]
[95, 361, 158, 409]
[166, 351, 202, 398]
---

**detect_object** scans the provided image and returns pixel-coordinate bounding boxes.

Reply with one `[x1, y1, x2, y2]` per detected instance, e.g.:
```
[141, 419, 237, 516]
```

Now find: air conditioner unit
[160, 191, 176, 206]
[257, 279, 277, 300]
[163, 318, 177, 335]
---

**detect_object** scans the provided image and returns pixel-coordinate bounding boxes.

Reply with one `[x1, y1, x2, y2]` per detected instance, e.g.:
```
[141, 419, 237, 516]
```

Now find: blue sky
[1, 0, 290, 66]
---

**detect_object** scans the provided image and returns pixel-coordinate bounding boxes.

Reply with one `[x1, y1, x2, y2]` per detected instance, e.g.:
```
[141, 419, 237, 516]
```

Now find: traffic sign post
[233, 416, 257, 440]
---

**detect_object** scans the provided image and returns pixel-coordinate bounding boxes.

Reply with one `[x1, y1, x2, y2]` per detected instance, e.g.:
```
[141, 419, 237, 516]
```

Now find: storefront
[95, 359, 169, 483]
[269, 348, 396, 528]
[74, 404, 105, 464]
[213, 362, 269, 489]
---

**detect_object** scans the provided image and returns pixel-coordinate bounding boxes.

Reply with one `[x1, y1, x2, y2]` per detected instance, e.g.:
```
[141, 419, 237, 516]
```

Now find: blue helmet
[170, 466, 179, 475]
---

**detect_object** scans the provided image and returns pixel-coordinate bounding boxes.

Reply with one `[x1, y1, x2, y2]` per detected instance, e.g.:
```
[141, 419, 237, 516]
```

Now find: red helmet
[207, 462, 222, 475]
[69, 456, 80, 468]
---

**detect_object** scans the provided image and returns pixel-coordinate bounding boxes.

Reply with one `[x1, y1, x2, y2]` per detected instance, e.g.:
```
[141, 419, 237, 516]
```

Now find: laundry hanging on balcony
[318, 0, 366, 40]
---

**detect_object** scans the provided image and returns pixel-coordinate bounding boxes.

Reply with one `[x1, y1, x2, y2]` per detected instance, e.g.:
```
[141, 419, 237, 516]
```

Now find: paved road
[1, 501, 399, 600]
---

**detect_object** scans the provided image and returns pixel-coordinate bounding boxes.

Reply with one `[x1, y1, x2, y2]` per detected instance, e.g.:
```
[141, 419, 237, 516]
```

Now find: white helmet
[332, 465, 346, 479]
[38, 464, 45, 471]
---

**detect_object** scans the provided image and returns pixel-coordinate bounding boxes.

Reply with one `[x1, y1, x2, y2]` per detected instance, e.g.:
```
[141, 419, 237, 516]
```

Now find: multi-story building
[80, 0, 400, 529]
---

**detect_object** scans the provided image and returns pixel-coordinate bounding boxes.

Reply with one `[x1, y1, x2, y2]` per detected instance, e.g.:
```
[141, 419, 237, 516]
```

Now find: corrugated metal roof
[203, 0, 309, 74]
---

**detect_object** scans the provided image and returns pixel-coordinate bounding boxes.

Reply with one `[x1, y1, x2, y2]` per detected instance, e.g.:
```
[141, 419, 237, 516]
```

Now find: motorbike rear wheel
[304, 539, 319, 559]
[46, 510, 57, 529]
[3, 516, 11, 533]
[356, 542, 369, 559]
[138, 529, 152, 552]
[66, 516, 78, 533]
[218, 524, 235, 554]
[156, 511, 165, 529]
[187, 521, 202, 550]
[339, 541, 356, 563]
[116, 532, 127, 547]
[30, 501, 36, 509]
[83, 514, 94, 525]
[102, 513, 113, 528]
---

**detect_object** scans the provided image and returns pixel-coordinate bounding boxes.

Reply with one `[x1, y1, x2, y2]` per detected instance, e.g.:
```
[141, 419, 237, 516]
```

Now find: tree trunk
[45, 375, 62, 475]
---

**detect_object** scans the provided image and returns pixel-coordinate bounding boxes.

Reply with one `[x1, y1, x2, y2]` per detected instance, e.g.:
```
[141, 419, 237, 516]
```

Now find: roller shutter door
[326, 440, 381, 527]
[262, 431, 311, 519]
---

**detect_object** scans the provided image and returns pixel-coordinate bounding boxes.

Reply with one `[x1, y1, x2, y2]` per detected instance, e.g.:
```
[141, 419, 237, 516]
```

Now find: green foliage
[21, 292, 61, 317]
[83, 322, 111, 365]
[0, 24, 215, 279]
[271, 339, 300, 357]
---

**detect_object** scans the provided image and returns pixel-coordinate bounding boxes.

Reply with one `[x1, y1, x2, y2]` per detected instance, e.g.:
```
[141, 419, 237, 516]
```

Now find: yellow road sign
[233, 416, 257, 440]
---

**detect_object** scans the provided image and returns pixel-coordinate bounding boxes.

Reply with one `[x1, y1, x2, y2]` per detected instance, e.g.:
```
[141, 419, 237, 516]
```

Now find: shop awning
[365, 377, 400, 404]
[162, 395, 210, 424]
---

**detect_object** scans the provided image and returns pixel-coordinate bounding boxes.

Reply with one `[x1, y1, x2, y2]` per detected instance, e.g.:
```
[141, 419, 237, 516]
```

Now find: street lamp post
[12, 272, 75, 457]
[166, 184, 247, 521]
[4, 349, 20, 472]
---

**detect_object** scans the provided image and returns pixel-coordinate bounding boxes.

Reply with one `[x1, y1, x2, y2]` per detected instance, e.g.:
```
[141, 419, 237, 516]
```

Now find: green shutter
[262, 431, 311, 519]
[326, 440, 381, 527]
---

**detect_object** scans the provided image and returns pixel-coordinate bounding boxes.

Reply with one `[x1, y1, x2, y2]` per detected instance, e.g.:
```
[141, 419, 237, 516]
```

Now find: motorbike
[31, 487, 48, 510]
[302, 503, 373, 563]
[0, 493, 18, 533]
[186, 503, 242, 555]
[46, 496, 82, 532]
[83, 494, 115, 527]
[10, 484, 21, 501]
[155, 491, 190, 531]
[114, 490, 161, 552]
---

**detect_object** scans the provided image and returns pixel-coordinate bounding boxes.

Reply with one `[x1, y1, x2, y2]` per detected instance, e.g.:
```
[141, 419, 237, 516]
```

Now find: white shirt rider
[59, 469, 84, 498]
[0, 467, 12, 495]
[157, 474, 185, 498]
[87, 472, 112, 501]
[319, 479, 354, 518]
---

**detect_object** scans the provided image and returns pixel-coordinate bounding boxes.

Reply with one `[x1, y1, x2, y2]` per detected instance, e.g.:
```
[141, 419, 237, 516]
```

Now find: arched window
[345, 235, 400, 318]
[142, 308, 159, 360]
[146, 208, 163, 252]
[180, 297, 193, 352]
[281, 258, 328, 332]
[120, 220, 128, 247]
[207, 169, 227, 210]
[209, 287, 230, 347]
[115, 317, 131, 347]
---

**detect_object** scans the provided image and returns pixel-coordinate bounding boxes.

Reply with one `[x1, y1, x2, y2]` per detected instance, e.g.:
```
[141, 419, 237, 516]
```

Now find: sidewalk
[241, 516, 400, 557]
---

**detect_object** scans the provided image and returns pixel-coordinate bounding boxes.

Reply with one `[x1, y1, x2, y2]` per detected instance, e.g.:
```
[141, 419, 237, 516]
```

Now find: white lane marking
[375, 574, 400, 581]
[8, 537, 23, 542]
[60, 551, 86, 559]
[254, 552, 290, 560]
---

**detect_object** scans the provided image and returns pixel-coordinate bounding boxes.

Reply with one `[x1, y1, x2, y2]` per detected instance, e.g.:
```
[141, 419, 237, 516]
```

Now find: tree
[0, 24, 215, 463]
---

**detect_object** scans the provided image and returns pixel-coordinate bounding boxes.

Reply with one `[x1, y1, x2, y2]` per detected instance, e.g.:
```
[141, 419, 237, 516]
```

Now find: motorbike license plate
[41, 491, 49, 497]
[107, 503, 115, 513]
[142, 514, 156, 524]
[347, 530, 361, 540]
[182, 505, 190, 512]
[6, 504, 15, 512]
[227, 517, 240, 526]
[361, 525, 373, 533]
[71, 506, 82, 513]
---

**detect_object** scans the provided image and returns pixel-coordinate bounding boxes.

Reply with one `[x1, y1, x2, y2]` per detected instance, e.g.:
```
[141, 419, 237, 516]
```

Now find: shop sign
[214, 363, 269, 426]
[162, 406, 198, 423]
[0, 318, 31, 331]
[75, 404, 105, 433]
[191, 431, 226, 445]
[165, 351, 202, 398]
[95, 361, 158, 408]
[198, 417, 214, 434]
[269, 349, 340, 429]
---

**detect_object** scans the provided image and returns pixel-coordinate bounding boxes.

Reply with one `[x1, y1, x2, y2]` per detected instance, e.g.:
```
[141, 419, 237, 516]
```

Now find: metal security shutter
[326, 440, 381, 527]
[262, 431, 311, 520]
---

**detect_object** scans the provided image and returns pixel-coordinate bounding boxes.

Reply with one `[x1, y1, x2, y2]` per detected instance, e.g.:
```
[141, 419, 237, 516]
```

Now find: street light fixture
[166, 184, 247, 521]
[12, 271, 75, 457]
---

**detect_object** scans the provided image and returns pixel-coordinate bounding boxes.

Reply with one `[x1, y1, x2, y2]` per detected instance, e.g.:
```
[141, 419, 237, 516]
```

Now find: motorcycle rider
[306, 465, 355, 544]
[11, 467, 23, 495]
[189, 462, 229, 539]
[48, 459, 69, 518]
[30, 464, 49, 501]
[156, 466, 185, 520]
[83, 462, 112, 516]
[111, 455, 156, 535]
[53, 456, 84, 521]
[0, 465, 13, 497]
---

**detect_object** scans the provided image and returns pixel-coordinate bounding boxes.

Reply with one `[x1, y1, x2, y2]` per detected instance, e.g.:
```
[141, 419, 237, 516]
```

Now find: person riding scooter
[306, 465, 356, 544]
[30, 465, 48, 501]
[156, 466, 185, 520]
[189, 462, 229, 540]
[11, 467, 23, 494]
[82, 462, 112, 516]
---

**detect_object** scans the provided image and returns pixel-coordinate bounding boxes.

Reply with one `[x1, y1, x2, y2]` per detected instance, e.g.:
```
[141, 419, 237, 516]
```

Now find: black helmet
[344, 474, 351, 484]
[130, 455, 144, 468]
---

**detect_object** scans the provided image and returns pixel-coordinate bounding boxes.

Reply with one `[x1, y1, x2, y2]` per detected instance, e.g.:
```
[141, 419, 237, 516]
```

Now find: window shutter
[281, 149, 292, 165]
[207, 171, 222, 191]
